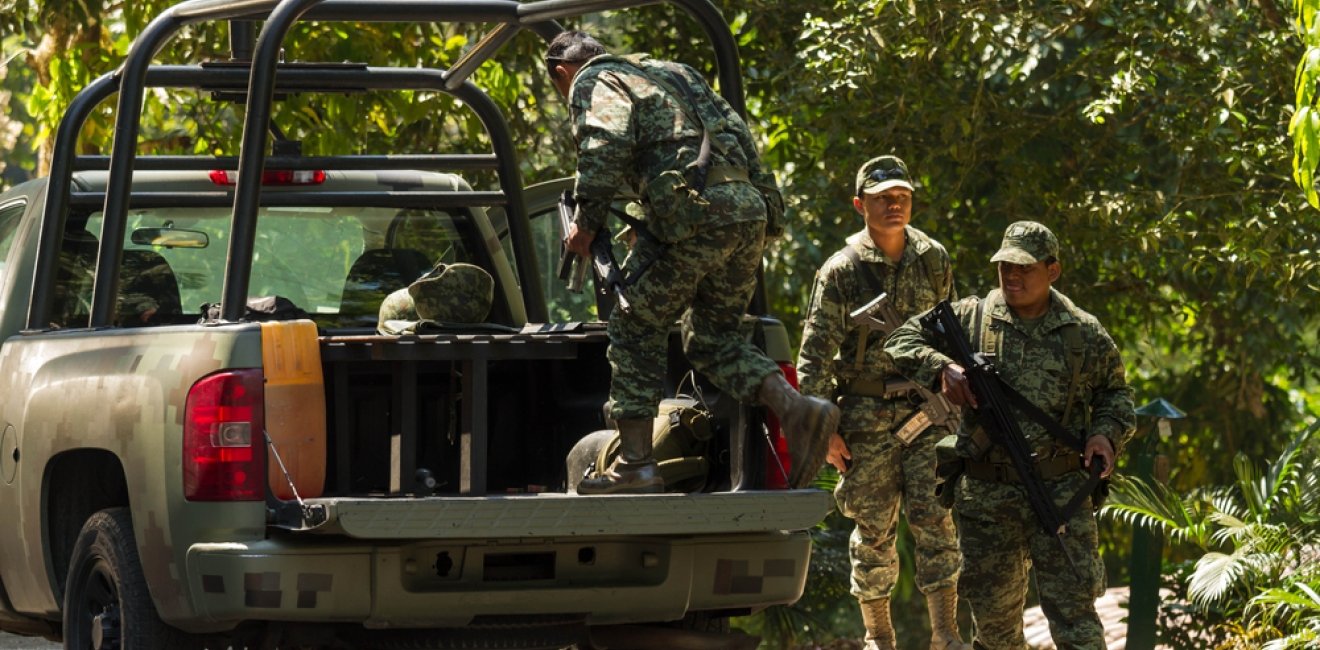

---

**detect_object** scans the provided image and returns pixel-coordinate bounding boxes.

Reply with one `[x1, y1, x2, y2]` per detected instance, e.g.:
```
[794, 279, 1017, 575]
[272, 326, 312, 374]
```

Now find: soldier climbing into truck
[547, 30, 839, 494]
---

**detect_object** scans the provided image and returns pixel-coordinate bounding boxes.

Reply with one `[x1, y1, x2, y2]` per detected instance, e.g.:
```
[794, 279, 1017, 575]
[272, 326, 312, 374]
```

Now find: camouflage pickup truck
[0, 0, 830, 648]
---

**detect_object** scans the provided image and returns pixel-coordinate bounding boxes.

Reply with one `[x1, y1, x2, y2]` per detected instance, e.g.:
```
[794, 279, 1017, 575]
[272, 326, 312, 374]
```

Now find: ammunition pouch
[643, 170, 709, 243]
[840, 377, 923, 401]
[933, 434, 964, 509]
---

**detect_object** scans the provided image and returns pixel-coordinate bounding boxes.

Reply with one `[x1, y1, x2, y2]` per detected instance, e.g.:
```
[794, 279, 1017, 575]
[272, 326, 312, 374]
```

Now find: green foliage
[1103, 418, 1320, 645]
[1294, 0, 1320, 207]
[723, 0, 1319, 495]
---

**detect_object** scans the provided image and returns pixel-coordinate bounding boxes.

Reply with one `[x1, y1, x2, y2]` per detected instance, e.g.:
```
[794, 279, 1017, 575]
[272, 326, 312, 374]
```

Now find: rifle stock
[919, 299, 1091, 578]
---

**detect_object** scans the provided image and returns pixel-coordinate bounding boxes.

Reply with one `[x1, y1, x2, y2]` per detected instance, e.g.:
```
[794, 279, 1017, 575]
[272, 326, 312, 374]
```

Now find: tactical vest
[973, 291, 1089, 436]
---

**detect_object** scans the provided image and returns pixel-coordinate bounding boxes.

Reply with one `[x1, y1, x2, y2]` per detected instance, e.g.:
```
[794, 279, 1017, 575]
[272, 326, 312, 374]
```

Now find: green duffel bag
[596, 397, 714, 493]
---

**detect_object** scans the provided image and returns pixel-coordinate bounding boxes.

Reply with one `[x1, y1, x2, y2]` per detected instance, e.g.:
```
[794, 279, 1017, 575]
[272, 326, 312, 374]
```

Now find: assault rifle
[920, 299, 1103, 579]
[849, 293, 955, 445]
[555, 191, 634, 314]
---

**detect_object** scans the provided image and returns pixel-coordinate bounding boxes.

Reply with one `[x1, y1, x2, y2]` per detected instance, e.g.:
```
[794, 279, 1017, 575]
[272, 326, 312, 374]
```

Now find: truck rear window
[71, 206, 481, 329]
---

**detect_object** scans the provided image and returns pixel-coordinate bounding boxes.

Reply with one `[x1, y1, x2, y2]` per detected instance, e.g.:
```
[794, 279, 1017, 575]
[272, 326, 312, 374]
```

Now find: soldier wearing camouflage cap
[885, 221, 1136, 650]
[377, 262, 494, 335]
[798, 154, 969, 650]
[546, 30, 838, 494]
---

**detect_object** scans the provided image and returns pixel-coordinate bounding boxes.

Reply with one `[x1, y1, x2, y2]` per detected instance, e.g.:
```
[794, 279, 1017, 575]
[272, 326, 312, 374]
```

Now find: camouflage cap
[990, 220, 1059, 265]
[377, 287, 418, 322]
[408, 262, 495, 323]
[855, 155, 914, 196]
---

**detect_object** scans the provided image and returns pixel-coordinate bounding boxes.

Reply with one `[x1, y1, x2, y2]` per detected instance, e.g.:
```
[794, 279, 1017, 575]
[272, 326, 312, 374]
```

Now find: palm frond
[1102, 473, 1214, 548]
[1261, 631, 1320, 650]
[1251, 582, 1320, 615]
[1235, 451, 1266, 519]
[1190, 550, 1251, 607]
[1260, 420, 1320, 515]
[1253, 582, 1320, 650]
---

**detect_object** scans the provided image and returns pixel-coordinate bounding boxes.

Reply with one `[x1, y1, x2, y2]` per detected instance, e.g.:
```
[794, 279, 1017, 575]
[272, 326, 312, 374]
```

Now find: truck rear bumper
[297, 490, 831, 538]
[185, 531, 813, 627]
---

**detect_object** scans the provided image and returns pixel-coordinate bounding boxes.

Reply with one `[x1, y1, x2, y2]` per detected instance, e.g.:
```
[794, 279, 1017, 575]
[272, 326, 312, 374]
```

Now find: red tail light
[764, 362, 797, 489]
[208, 169, 326, 185]
[184, 369, 266, 501]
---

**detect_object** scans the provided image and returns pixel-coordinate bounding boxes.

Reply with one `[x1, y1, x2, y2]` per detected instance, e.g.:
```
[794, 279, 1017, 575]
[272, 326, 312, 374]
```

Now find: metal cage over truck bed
[30, 0, 756, 333]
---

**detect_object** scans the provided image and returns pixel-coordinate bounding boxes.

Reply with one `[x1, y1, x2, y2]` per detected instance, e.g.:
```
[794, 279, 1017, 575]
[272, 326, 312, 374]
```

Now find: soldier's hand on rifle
[566, 221, 593, 258]
[1084, 434, 1116, 478]
[939, 362, 978, 408]
[826, 432, 851, 473]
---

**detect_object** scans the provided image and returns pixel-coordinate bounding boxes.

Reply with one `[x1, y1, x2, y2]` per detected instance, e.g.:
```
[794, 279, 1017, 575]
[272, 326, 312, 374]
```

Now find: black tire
[63, 507, 201, 650]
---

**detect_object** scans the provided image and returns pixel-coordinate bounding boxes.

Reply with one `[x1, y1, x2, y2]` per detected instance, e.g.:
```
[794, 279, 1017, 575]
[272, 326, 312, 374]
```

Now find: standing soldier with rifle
[547, 30, 839, 494]
[797, 155, 969, 650]
[885, 221, 1136, 650]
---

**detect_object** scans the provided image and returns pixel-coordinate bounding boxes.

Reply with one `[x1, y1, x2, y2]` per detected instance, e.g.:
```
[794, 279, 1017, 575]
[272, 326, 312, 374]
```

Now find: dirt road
[0, 632, 57, 649]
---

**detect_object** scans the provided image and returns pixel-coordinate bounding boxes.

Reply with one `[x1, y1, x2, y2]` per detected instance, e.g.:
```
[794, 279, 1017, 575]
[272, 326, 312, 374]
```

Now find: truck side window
[51, 228, 100, 329]
[0, 202, 24, 281]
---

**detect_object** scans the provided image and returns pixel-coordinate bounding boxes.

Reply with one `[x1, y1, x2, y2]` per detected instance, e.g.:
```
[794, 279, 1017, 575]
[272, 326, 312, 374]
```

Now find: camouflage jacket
[797, 226, 955, 401]
[567, 54, 773, 240]
[884, 289, 1136, 459]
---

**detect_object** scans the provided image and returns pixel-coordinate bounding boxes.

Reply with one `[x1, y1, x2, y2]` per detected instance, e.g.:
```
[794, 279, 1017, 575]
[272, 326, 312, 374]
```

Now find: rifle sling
[979, 355, 1105, 523]
[841, 246, 890, 374]
[622, 59, 716, 191]
[993, 375, 1086, 453]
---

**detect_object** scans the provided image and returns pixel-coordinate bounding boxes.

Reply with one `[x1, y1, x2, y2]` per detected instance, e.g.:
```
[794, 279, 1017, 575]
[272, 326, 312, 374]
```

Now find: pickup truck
[0, 0, 830, 648]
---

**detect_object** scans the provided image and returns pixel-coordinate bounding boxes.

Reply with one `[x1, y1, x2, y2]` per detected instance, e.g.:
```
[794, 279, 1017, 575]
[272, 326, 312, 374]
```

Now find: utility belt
[839, 377, 925, 402]
[963, 453, 1082, 484]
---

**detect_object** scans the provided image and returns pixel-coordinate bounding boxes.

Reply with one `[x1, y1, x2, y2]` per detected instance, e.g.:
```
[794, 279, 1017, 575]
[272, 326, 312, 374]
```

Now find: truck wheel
[63, 508, 200, 650]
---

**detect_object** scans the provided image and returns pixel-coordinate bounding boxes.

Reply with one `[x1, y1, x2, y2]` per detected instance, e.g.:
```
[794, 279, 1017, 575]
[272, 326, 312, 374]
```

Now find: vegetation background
[2, 0, 1317, 647]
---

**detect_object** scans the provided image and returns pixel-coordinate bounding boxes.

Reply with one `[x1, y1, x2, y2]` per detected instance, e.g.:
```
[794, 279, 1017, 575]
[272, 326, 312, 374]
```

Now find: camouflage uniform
[568, 54, 781, 420]
[797, 226, 961, 602]
[885, 286, 1135, 650]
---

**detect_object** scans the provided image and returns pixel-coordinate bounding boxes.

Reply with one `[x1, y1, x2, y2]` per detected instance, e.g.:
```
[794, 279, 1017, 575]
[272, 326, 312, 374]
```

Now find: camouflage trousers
[950, 471, 1106, 650]
[606, 220, 780, 421]
[833, 396, 961, 601]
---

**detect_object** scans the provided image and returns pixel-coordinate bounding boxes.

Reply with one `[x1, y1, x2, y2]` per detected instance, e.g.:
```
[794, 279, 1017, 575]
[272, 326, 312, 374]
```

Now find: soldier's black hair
[544, 30, 608, 75]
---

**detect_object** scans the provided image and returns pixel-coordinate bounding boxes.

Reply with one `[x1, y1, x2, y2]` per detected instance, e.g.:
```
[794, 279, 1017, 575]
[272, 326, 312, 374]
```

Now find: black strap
[994, 376, 1086, 452]
[971, 297, 985, 356]
[971, 296, 1104, 521]
[840, 245, 889, 373]
[841, 245, 886, 297]
[626, 60, 716, 192]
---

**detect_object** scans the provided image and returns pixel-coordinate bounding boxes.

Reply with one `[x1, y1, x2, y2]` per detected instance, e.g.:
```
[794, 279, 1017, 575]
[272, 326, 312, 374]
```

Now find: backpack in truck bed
[568, 397, 715, 494]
